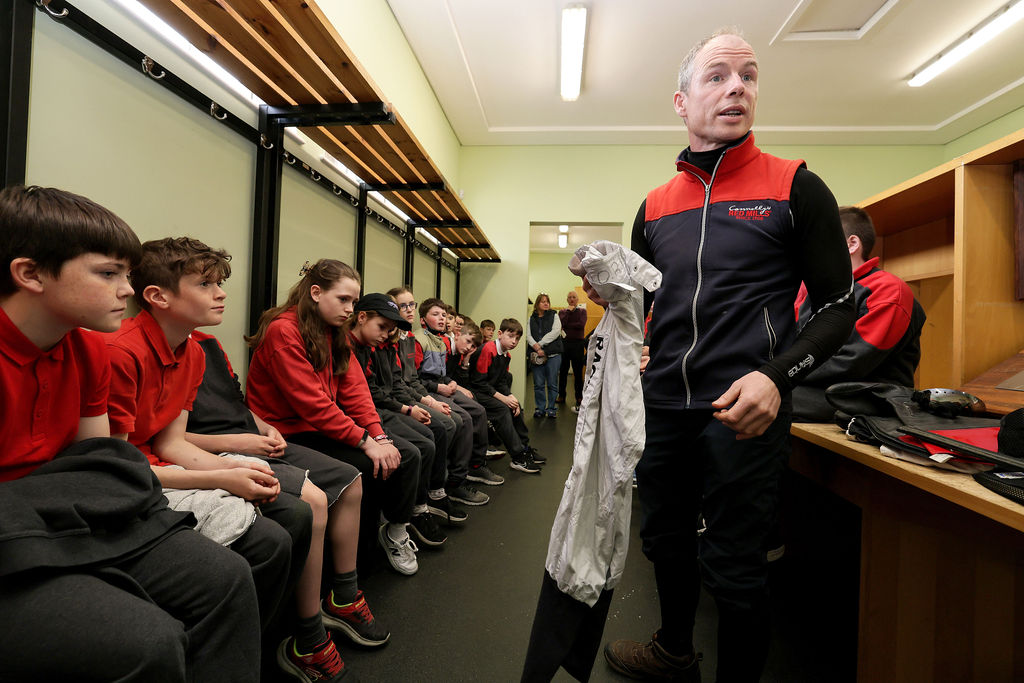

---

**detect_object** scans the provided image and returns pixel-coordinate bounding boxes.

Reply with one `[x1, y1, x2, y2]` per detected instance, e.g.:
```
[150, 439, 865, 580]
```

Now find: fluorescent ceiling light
[559, 224, 569, 233]
[909, 1, 1024, 87]
[558, 234, 568, 249]
[560, 6, 587, 101]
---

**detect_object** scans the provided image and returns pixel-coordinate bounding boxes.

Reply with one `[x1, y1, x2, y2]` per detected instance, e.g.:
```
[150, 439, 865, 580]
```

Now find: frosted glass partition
[25, 14, 255, 375]
[441, 266, 456, 305]
[278, 166, 358, 303]
[413, 247, 435, 300]
[363, 226, 404, 294]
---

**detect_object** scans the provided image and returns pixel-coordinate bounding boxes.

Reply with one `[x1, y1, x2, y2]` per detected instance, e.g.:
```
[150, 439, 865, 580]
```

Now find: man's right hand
[582, 275, 609, 308]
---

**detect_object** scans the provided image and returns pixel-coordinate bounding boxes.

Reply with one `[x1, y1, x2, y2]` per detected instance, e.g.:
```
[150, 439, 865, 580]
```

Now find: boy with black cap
[348, 293, 450, 549]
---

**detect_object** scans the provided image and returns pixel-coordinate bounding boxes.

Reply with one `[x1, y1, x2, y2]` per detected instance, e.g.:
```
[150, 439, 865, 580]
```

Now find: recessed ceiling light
[559, 224, 569, 233]
[909, 1, 1024, 87]
[558, 234, 568, 249]
[560, 6, 587, 101]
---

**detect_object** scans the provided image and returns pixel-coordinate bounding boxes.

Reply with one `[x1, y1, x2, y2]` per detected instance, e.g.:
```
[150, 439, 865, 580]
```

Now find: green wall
[528, 253, 586, 309]
[943, 104, 1024, 160]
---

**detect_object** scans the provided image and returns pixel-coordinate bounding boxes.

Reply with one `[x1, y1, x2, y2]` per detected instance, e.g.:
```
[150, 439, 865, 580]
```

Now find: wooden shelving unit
[859, 128, 1024, 404]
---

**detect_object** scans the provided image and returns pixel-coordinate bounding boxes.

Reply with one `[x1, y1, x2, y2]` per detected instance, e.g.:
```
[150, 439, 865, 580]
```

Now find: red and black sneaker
[322, 590, 391, 647]
[277, 635, 351, 682]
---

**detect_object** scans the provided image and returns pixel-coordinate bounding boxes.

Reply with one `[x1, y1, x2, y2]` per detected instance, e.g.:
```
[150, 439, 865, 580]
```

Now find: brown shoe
[604, 633, 701, 682]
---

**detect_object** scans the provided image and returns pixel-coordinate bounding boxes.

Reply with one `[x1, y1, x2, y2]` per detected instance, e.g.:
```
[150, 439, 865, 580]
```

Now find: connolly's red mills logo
[728, 204, 772, 220]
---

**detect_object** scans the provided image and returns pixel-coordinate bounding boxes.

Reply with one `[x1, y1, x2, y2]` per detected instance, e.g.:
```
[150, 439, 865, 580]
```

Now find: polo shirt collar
[135, 309, 187, 367]
[0, 306, 64, 365]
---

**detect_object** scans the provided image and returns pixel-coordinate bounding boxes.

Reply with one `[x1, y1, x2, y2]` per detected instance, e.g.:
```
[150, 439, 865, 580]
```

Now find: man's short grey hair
[677, 26, 746, 93]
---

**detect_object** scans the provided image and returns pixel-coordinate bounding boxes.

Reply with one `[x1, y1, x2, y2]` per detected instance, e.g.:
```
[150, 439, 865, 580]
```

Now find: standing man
[557, 290, 588, 413]
[601, 29, 855, 682]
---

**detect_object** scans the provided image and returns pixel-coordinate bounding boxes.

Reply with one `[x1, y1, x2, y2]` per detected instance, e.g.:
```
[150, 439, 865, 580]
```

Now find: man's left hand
[711, 371, 781, 440]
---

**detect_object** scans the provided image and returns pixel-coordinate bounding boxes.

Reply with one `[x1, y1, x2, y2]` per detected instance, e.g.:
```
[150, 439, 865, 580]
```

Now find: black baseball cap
[354, 293, 411, 331]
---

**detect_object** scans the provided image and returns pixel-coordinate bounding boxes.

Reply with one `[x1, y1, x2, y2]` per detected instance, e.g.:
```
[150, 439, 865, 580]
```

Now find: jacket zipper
[763, 307, 777, 360]
[679, 149, 730, 407]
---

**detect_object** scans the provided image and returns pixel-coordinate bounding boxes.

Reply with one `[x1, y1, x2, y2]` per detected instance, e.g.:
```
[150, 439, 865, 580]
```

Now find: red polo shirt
[0, 308, 109, 482]
[104, 310, 204, 466]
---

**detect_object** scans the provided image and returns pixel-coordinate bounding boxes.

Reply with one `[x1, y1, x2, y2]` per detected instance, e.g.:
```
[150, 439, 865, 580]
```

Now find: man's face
[498, 329, 520, 350]
[673, 35, 758, 152]
[39, 253, 134, 333]
[394, 290, 417, 325]
[567, 291, 578, 307]
[162, 271, 227, 329]
[422, 305, 447, 333]
[455, 332, 477, 355]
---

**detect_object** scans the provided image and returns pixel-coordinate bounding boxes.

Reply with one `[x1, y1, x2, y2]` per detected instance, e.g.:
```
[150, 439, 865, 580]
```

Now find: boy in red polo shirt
[0, 185, 260, 681]
[104, 237, 295, 635]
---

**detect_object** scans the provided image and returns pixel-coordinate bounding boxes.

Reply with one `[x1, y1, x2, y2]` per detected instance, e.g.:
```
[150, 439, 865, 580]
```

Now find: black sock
[330, 569, 359, 605]
[295, 614, 328, 654]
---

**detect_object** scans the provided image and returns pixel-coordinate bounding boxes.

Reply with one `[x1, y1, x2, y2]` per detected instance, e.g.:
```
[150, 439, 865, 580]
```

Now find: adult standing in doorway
[527, 294, 563, 418]
[600, 28, 855, 682]
[557, 290, 587, 413]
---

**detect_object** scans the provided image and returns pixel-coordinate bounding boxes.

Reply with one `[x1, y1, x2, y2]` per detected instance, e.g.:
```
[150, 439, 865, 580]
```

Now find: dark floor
[263, 382, 860, 682]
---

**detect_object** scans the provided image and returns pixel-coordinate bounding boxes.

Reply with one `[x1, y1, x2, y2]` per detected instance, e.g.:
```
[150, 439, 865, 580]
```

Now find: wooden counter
[789, 423, 1024, 683]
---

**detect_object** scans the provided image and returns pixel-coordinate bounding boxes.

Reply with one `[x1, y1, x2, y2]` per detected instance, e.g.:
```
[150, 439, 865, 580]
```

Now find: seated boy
[388, 287, 497, 505]
[416, 297, 504, 492]
[0, 185, 260, 681]
[447, 319, 504, 487]
[347, 293, 450, 547]
[104, 237, 297, 633]
[186, 327, 389, 679]
[479, 319, 496, 343]
[470, 317, 545, 473]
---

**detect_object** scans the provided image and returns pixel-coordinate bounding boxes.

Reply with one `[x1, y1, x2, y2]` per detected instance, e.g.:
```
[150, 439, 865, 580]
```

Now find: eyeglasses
[398, 301, 418, 311]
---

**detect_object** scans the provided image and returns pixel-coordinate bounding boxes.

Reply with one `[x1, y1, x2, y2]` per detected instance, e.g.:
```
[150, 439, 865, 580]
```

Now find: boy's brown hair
[480, 319, 495, 331]
[0, 185, 141, 297]
[499, 317, 524, 337]
[419, 297, 447, 320]
[131, 237, 231, 311]
[460, 320, 482, 346]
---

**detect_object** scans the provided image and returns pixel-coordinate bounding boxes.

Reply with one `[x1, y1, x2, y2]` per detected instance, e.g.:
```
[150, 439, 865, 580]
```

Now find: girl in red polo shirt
[246, 259, 421, 578]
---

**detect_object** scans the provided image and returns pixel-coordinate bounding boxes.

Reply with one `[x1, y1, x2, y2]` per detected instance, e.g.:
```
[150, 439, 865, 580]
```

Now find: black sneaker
[408, 511, 447, 547]
[466, 464, 505, 486]
[510, 451, 541, 474]
[426, 495, 468, 525]
[527, 447, 547, 465]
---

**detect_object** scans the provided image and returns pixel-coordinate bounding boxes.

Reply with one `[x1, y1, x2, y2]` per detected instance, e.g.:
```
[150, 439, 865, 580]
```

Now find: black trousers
[446, 391, 489, 472]
[379, 408, 443, 504]
[637, 405, 791, 683]
[558, 337, 586, 404]
[473, 392, 531, 455]
[288, 431, 419, 525]
[0, 528, 261, 682]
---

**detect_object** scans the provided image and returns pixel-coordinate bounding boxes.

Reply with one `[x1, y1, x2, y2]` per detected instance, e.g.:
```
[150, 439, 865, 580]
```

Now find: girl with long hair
[246, 259, 422, 577]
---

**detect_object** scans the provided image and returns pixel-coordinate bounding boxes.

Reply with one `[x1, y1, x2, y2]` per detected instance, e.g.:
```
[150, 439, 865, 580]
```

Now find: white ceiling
[530, 223, 623, 253]
[385, 0, 1024, 146]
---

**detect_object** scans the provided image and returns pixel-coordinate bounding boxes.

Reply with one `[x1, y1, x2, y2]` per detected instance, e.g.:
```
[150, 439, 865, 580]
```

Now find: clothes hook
[36, 1, 68, 18]
[141, 56, 165, 80]
[209, 102, 227, 121]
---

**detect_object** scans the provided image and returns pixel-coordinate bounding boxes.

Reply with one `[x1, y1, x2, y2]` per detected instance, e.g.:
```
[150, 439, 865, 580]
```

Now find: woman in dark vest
[527, 293, 564, 417]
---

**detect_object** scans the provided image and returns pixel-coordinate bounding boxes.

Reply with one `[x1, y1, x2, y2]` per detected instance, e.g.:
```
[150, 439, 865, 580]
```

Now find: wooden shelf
[137, 0, 498, 261]
[859, 130, 1024, 392]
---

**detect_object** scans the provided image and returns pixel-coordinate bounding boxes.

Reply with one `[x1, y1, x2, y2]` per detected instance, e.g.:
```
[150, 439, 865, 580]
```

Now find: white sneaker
[378, 523, 419, 575]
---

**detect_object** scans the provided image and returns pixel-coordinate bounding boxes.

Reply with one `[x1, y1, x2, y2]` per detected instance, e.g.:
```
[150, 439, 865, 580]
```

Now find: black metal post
[403, 221, 415, 286]
[435, 243, 443, 298]
[1, 0, 34, 187]
[248, 106, 284, 335]
[355, 183, 368, 277]
[454, 260, 461, 310]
